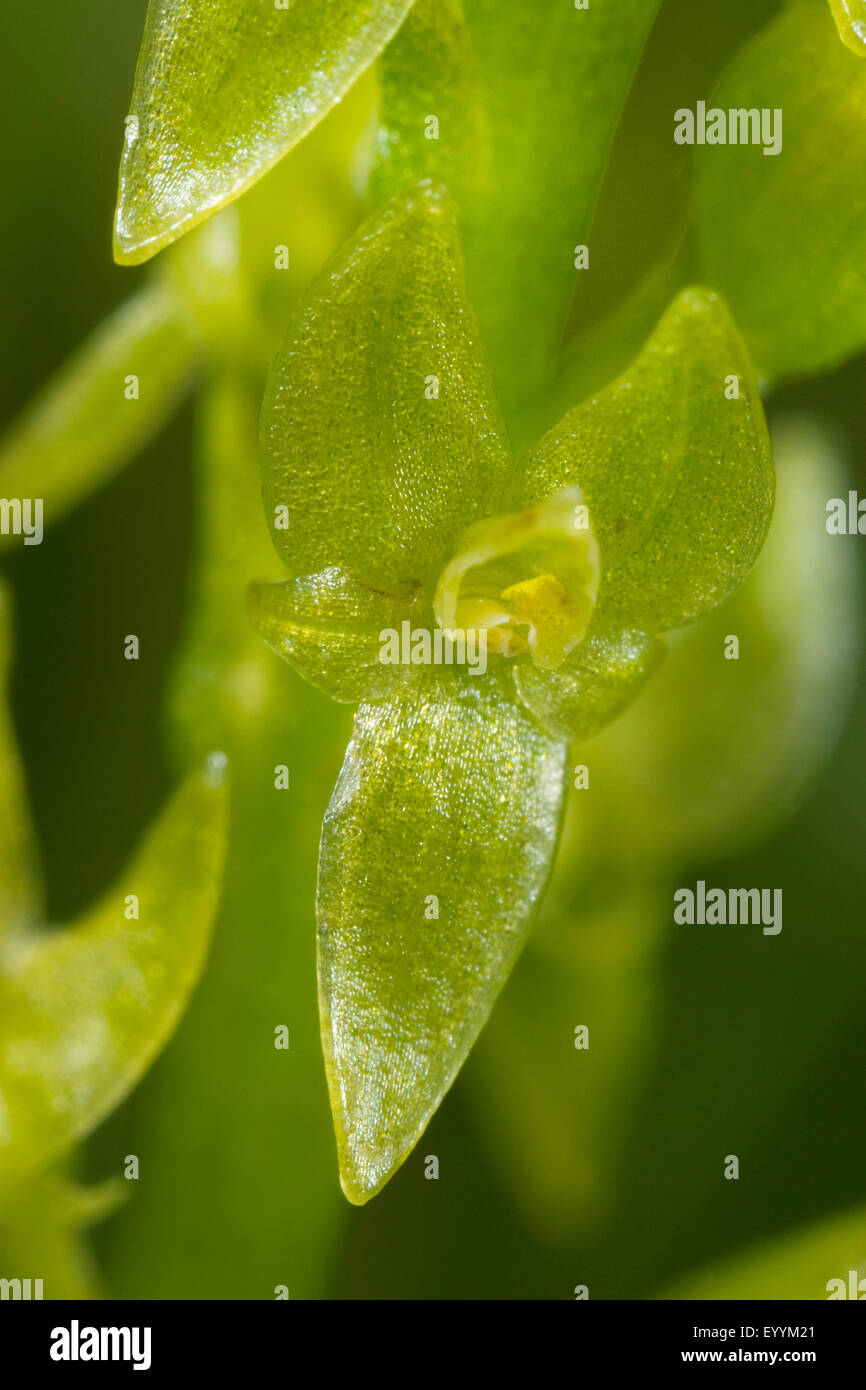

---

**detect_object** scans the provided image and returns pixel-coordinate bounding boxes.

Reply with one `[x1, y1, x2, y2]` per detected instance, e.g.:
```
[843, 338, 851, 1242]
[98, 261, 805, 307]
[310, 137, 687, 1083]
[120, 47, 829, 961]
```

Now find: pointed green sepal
[520, 288, 774, 634]
[0, 755, 228, 1186]
[316, 674, 567, 1202]
[260, 180, 513, 592]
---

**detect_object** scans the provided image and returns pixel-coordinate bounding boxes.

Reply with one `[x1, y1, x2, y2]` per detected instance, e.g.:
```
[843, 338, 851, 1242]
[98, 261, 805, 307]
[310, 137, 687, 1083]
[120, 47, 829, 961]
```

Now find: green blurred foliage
[0, 757, 227, 1192]
[662, 1200, 866, 1299]
[95, 373, 351, 1297]
[0, 285, 199, 543]
[695, 1, 866, 384]
[0, 567, 227, 1289]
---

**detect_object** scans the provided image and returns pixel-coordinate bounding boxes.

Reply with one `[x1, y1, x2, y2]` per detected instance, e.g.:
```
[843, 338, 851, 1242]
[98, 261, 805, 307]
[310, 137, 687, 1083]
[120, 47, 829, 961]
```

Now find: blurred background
[1, 0, 864, 1298]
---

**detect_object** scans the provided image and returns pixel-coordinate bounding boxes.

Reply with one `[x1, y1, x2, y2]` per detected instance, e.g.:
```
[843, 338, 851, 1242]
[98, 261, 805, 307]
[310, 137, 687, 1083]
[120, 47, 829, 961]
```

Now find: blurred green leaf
[0, 1172, 124, 1299]
[170, 376, 282, 756]
[585, 415, 860, 865]
[372, 0, 663, 433]
[661, 1202, 866, 1298]
[114, 0, 415, 264]
[0, 583, 42, 942]
[695, 1, 866, 382]
[828, 0, 866, 53]
[519, 287, 774, 635]
[0, 756, 227, 1188]
[96, 374, 349, 1298]
[0, 284, 198, 543]
[0, 76, 371, 555]
[0, 587, 132, 1284]
[261, 179, 512, 592]
[317, 671, 568, 1203]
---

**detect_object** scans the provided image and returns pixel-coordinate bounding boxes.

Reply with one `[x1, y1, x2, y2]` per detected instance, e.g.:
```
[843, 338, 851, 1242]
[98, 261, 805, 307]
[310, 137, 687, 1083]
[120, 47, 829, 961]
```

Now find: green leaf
[316, 671, 567, 1203]
[828, 0, 866, 54]
[261, 179, 512, 592]
[114, 0, 415, 264]
[0, 583, 42, 942]
[248, 570, 413, 704]
[518, 287, 774, 636]
[660, 1202, 866, 1299]
[0, 77, 370, 554]
[0, 756, 227, 1187]
[695, 1, 866, 382]
[585, 415, 860, 865]
[370, 0, 487, 219]
[98, 374, 350, 1298]
[372, 0, 664, 432]
[0, 284, 198, 543]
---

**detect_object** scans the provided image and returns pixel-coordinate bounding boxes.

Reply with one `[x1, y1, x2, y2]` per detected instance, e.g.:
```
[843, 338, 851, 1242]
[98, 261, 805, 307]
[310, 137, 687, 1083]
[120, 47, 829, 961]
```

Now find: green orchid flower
[249, 179, 774, 1204]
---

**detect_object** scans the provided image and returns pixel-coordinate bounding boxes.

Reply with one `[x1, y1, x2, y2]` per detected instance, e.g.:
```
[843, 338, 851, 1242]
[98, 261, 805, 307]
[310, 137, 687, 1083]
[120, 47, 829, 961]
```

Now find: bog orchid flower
[249, 179, 774, 1202]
